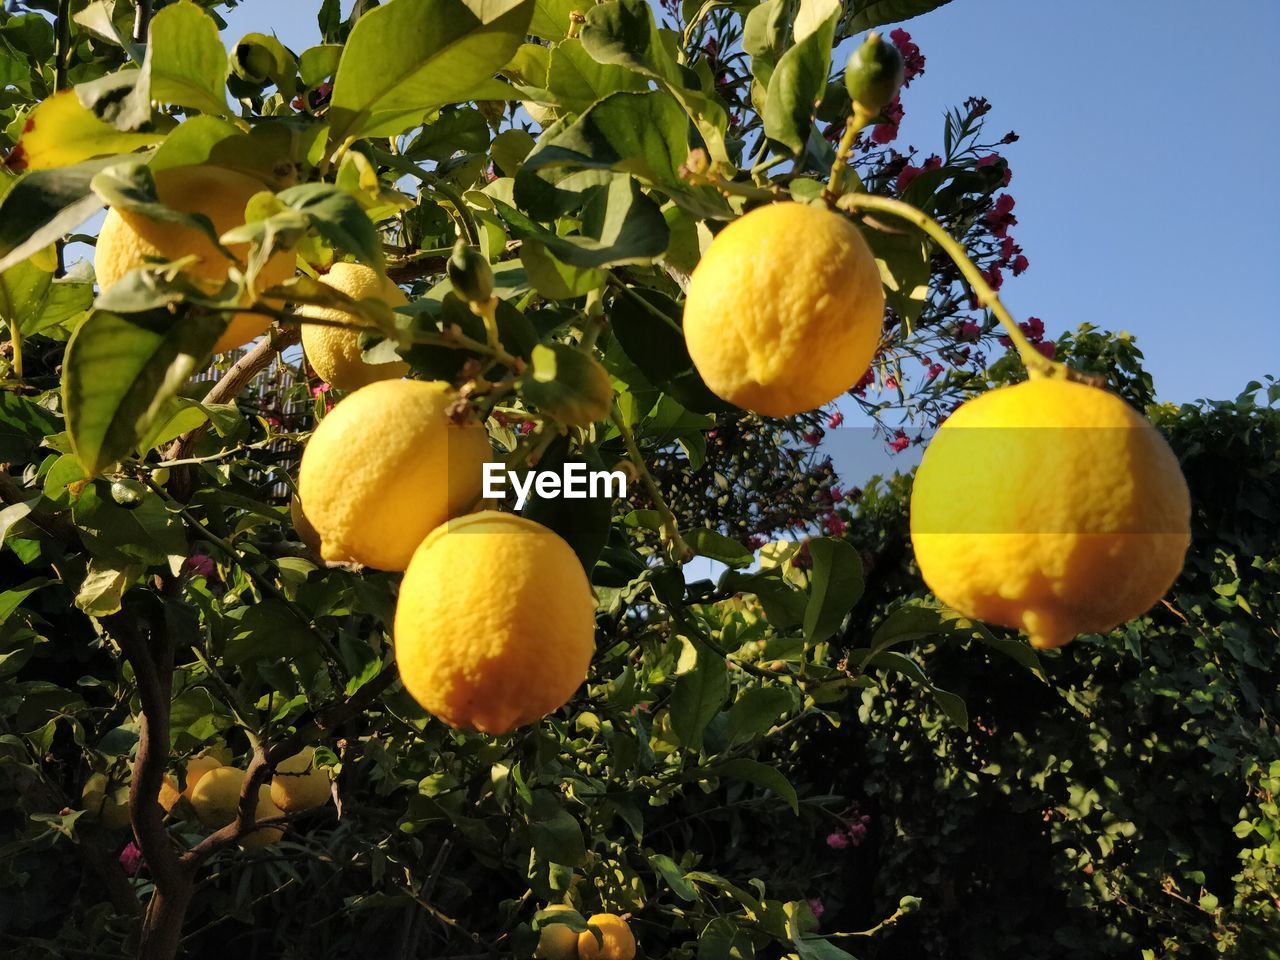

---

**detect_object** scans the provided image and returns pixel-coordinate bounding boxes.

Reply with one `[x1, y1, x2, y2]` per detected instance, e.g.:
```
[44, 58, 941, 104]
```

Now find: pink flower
[310, 383, 331, 398]
[1001, 130, 1020, 144]
[826, 831, 850, 850]
[808, 897, 826, 920]
[889, 430, 911, 453]
[182, 554, 215, 579]
[981, 263, 1004, 290]
[926, 363, 944, 382]
[826, 411, 844, 429]
[964, 96, 991, 117]
[883, 375, 899, 391]
[518, 421, 535, 435]
[119, 841, 142, 875]
[1023, 316, 1045, 340]
[870, 97, 904, 144]
[747, 535, 766, 551]
[976, 153, 1001, 168]
[829, 485, 843, 501]
[1011, 254, 1029, 276]
[1035, 340, 1056, 359]
[958, 321, 982, 341]
[889, 29, 925, 85]
[803, 430, 822, 447]
[849, 368, 875, 397]
[999, 236, 1017, 261]
[823, 513, 847, 537]
[896, 154, 941, 192]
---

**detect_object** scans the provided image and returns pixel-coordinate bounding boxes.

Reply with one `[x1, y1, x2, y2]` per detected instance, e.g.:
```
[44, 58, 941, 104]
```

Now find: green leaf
[545, 37, 647, 113]
[713, 757, 799, 814]
[276, 183, 383, 269]
[0, 156, 122, 274]
[299, 44, 343, 88]
[73, 1, 144, 60]
[802, 538, 864, 643]
[521, 437, 614, 571]
[62, 309, 225, 476]
[528, 790, 587, 867]
[0, 391, 59, 463]
[684, 528, 753, 568]
[328, 0, 535, 142]
[0, 259, 93, 338]
[493, 176, 668, 268]
[725, 686, 795, 745]
[930, 686, 968, 730]
[75, 560, 139, 617]
[144, 0, 231, 118]
[669, 641, 728, 750]
[75, 67, 153, 132]
[579, 0, 730, 163]
[764, 0, 841, 153]
[649, 853, 699, 902]
[519, 90, 689, 192]
[844, 0, 954, 32]
[404, 108, 491, 162]
[862, 219, 929, 330]
[529, 0, 580, 40]
[519, 240, 605, 299]
[608, 287, 725, 413]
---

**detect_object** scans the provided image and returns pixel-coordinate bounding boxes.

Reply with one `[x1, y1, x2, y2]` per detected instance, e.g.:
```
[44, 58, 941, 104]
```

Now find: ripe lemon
[682, 201, 884, 417]
[394, 511, 596, 734]
[535, 905, 582, 960]
[190, 766, 247, 828]
[269, 746, 331, 813]
[299, 261, 410, 390]
[910, 377, 1190, 649]
[297, 379, 491, 571]
[94, 164, 295, 353]
[578, 914, 635, 960]
[163, 750, 229, 809]
[239, 786, 285, 851]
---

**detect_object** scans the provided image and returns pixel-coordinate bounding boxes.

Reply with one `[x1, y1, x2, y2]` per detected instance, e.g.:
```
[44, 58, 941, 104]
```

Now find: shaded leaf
[802, 538, 864, 643]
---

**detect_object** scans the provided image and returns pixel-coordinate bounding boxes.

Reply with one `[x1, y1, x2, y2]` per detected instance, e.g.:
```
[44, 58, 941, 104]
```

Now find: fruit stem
[835, 192, 1067, 379]
[824, 103, 875, 203]
[610, 403, 693, 564]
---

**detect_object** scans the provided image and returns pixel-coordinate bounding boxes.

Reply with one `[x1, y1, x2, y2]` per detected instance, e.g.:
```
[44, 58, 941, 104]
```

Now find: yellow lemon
[682, 201, 884, 417]
[190, 766, 247, 828]
[269, 746, 332, 813]
[910, 377, 1190, 649]
[239, 786, 285, 851]
[535, 904, 583, 960]
[394, 511, 596, 734]
[94, 164, 295, 353]
[578, 914, 635, 960]
[297, 379, 491, 571]
[299, 261, 410, 390]
[289, 494, 322, 554]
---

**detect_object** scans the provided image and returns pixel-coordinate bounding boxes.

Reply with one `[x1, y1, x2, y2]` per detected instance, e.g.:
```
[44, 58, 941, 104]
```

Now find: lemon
[269, 746, 331, 813]
[94, 164, 295, 353]
[578, 914, 635, 960]
[190, 766, 247, 828]
[535, 904, 583, 960]
[910, 377, 1190, 649]
[289, 494, 322, 554]
[297, 379, 491, 571]
[394, 511, 596, 734]
[239, 786, 285, 851]
[682, 201, 884, 417]
[299, 261, 410, 390]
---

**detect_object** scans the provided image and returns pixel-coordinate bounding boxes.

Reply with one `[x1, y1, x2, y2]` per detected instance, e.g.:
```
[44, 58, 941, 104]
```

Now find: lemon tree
[0, 3, 1243, 960]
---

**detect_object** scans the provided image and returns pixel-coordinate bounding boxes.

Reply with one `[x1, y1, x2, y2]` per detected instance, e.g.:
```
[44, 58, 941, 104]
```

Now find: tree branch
[164, 326, 301, 501]
[132, 0, 152, 44]
[182, 663, 397, 865]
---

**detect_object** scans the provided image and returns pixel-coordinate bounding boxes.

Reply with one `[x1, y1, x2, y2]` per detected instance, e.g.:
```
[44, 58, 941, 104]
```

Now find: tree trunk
[138, 880, 194, 960]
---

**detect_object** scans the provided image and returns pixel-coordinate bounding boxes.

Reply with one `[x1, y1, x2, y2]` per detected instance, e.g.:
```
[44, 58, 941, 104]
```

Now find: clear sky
[220, 0, 1278, 404]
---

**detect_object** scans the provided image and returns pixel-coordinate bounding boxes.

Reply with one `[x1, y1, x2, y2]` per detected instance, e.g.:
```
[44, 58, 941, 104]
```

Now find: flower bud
[844, 32, 904, 113]
[447, 240, 495, 304]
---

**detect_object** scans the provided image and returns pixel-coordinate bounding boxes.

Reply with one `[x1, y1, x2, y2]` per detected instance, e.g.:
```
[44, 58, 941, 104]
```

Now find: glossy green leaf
[669, 641, 728, 750]
[276, 183, 383, 268]
[0, 156, 122, 274]
[725, 686, 795, 744]
[713, 757, 799, 814]
[764, 0, 841, 153]
[650, 853, 699, 902]
[844, 0, 954, 31]
[545, 37, 647, 113]
[144, 0, 231, 118]
[608, 286, 725, 413]
[62, 309, 225, 476]
[328, 0, 534, 142]
[802, 538, 864, 643]
[684, 528, 753, 568]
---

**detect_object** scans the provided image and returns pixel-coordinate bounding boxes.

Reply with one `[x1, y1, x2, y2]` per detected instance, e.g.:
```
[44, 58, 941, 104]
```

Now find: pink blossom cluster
[826, 813, 872, 849]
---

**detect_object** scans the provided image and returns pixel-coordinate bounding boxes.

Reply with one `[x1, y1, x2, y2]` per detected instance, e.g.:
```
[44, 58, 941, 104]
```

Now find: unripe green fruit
[844, 32, 904, 112]
[110, 478, 146, 508]
[447, 240, 495, 304]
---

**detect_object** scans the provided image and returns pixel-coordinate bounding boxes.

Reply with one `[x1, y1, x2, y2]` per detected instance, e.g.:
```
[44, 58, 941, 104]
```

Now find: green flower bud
[447, 240, 495, 304]
[844, 32, 904, 113]
[110, 478, 146, 508]
[520, 343, 613, 428]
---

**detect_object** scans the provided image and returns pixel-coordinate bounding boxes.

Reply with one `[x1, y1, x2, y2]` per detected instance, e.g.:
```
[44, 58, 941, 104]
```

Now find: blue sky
[220, 0, 1278, 404]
